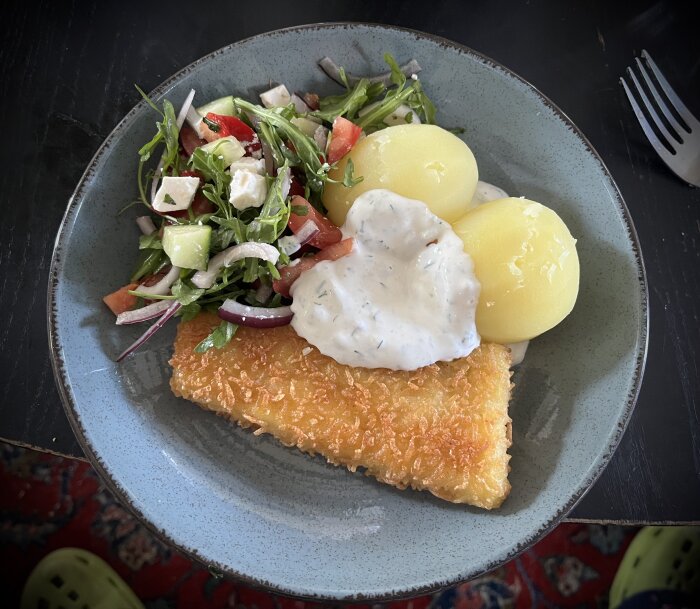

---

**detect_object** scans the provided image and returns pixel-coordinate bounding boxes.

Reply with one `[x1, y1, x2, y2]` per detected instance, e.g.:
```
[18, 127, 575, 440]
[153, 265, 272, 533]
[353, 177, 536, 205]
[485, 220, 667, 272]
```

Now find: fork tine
[620, 75, 676, 167]
[625, 67, 678, 152]
[635, 57, 686, 142]
[641, 50, 700, 131]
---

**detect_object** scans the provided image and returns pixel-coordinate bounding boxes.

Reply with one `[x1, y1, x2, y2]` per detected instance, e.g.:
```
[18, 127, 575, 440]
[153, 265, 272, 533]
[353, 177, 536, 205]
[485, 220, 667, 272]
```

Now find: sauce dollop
[290, 189, 481, 370]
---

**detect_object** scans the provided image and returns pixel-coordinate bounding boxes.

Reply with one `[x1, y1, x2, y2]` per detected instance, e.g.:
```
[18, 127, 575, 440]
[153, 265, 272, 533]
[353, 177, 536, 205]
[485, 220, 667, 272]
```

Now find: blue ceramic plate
[49, 24, 647, 600]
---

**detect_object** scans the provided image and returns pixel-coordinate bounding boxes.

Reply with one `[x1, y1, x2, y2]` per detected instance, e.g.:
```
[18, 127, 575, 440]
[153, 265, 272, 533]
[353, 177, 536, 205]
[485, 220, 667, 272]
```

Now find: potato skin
[453, 197, 580, 343]
[323, 124, 478, 226]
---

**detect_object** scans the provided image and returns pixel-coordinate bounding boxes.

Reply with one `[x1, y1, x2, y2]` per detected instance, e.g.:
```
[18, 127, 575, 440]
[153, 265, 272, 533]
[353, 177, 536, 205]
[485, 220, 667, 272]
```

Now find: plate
[48, 23, 648, 600]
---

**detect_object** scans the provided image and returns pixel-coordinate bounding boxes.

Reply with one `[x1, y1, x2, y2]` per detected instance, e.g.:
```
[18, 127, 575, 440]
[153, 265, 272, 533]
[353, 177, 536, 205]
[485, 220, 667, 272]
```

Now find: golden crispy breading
[170, 312, 512, 508]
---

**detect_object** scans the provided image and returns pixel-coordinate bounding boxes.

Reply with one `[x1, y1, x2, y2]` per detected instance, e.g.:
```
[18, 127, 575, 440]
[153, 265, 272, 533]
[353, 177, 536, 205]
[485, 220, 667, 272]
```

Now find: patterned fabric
[1, 444, 638, 608]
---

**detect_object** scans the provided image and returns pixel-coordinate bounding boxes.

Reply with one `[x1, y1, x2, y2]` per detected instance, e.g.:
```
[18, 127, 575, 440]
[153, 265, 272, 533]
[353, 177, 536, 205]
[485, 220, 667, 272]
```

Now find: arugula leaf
[342, 158, 363, 188]
[210, 228, 236, 252]
[189, 148, 233, 218]
[234, 99, 326, 192]
[178, 302, 201, 322]
[130, 249, 167, 282]
[212, 216, 247, 244]
[257, 121, 286, 169]
[171, 279, 205, 306]
[266, 260, 281, 280]
[242, 257, 259, 283]
[337, 66, 350, 89]
[201, 265, 245, 297]
[201, 116, 220, 132]
[323, 157, 364, 189]
[406, 78, 437, 124]
[246, 163, 292, 244]
[268, 292, 283, 308]
[290, 205, 309, 216]
[355, 82, 415, 130]
[135, 84, 164, 116]
[138, 233, 163, 250]
[353, 54, 439, 131]
[194, 320, 238, 353]
[135, 87, 183, 207]
[385, 53, 407, 87]
[311, 78, 372, 123]
[366, 82, 386, 99]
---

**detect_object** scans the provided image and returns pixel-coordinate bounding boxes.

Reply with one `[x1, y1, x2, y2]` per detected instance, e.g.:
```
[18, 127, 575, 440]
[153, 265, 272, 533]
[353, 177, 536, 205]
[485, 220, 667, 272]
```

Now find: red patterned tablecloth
[1, 445, 638, 608]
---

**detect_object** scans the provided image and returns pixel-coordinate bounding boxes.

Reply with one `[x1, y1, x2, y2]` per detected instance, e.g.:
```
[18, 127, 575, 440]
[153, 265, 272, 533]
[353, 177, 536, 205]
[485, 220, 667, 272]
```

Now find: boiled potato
[323, 124, 478, 225]
[452, 197, 579, 343]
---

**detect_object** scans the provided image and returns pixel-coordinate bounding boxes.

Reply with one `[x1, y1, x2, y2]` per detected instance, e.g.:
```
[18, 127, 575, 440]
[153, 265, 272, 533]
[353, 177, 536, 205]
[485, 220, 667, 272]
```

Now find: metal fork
[620, 50, 700, 187]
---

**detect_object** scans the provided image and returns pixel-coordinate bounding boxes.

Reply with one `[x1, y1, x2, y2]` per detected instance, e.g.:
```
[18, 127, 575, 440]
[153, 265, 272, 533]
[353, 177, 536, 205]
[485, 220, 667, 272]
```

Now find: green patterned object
[20, 548, 144, 609]
[610, 526, 700, 608]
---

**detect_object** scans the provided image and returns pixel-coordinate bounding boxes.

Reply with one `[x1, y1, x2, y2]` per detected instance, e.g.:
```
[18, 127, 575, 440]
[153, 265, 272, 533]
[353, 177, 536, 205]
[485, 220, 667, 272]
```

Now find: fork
[620, 50, 700, 187]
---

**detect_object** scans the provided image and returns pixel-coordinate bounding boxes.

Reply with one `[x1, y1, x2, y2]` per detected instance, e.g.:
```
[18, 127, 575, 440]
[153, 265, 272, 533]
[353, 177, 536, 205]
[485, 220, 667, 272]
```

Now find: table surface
[1, 0, 699, 524]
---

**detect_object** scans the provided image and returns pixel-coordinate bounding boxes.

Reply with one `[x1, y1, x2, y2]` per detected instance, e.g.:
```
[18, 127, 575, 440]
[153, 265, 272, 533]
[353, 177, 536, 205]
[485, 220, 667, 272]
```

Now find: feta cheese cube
[229, 171, 267, 210]
[152, 176, 200, 213]
[230, 156, 266, 176]
[260, 84, 291, 108]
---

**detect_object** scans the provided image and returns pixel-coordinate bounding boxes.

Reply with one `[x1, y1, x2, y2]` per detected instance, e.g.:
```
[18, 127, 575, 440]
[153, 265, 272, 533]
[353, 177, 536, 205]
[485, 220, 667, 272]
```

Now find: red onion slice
[218, 299, 293, 328]
[151, 89, 196, 204]
[185, 104, 204, 137]
[116, 299, 173, 325]
[318, 57, 422, 87]
[290, 93, 311, 114]
[255, 283, 273, 303]
[116, 301, 181, 362]
[313, 125, 329, 154]
[277, 220, 320, 256]
[191, 242, 280, 289]
[175, 89, 197, 131]
[279, 165, 291, 200]
[136, 216, 157, 235]
[303, 93, 320, 110]
[136, 265, 181, 296]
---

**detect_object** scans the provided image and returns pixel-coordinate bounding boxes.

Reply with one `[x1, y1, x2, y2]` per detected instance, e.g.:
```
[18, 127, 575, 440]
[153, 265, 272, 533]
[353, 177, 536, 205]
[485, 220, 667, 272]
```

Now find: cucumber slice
[163, 225, 212, 271]
[291, 117, 322, 138]
[200, 136, 245, 166]
[197, 95, 235, 117]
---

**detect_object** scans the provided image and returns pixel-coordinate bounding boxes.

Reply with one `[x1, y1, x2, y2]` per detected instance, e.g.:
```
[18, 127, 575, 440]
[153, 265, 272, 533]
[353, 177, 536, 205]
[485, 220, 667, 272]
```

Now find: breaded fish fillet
[170, 312, 513, 508]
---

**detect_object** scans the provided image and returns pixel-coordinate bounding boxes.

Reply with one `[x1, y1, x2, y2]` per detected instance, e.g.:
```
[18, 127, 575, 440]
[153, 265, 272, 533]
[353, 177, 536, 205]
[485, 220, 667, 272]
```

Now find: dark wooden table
[2, 0, 699, 523]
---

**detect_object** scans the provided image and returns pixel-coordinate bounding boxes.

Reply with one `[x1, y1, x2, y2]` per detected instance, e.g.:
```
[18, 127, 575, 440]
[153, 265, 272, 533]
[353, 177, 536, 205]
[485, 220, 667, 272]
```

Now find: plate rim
[47, 21, 649, 601]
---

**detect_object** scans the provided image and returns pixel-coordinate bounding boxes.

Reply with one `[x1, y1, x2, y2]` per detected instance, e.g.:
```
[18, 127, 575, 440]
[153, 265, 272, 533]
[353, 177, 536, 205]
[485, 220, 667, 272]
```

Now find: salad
[105, 53, 579, 370]
[104, 54, 440, 361]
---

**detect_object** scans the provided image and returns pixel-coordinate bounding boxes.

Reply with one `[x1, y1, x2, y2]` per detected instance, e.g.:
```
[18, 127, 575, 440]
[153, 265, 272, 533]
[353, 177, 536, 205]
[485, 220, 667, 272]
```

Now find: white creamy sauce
[506, 340, 529, 366]
[290, 189, 481, 370]
[471, 180, 509, 205]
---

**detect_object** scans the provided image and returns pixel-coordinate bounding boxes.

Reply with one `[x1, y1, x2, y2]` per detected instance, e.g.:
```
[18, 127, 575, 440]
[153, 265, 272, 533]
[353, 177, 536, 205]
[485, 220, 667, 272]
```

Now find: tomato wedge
[327, 117, 362, 164]
[103, 283, 139, 316]
[179, 123, 207, 156]
[192, 191, 215, 215]
[288, 196, 342, 249]
[179, 169, 203, 182]
[289, 174, 305, 197]
[272, 238, 354, 298]
[203, 113, 257, 143]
